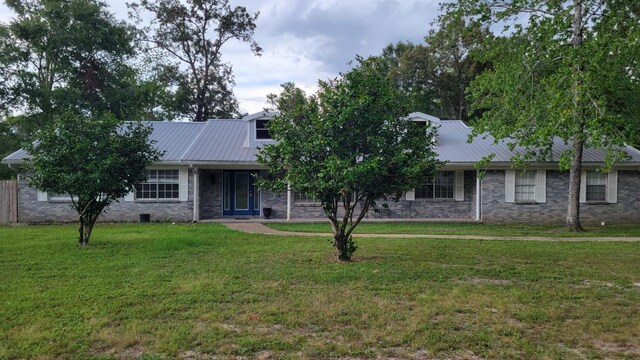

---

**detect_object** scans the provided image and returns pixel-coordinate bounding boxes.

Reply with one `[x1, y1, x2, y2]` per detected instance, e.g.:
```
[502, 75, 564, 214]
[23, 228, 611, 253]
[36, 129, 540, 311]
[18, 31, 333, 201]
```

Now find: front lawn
[1, 223, 639, 359]
[266, 221, 640, 237]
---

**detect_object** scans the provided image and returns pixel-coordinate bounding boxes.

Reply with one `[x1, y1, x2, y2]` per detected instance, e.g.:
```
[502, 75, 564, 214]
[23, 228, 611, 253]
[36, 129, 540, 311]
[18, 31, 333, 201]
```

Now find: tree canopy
[26, 113, 162, 245]
[448, 0, 640, 230]
[380, 13, 490, 121]
[129, 0, 262, 121]
[257, 57, 442, 261]
[0, 0, 138, 136]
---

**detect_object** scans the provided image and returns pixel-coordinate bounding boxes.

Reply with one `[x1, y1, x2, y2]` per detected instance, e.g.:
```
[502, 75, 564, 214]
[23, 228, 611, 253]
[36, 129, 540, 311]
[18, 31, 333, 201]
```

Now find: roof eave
[442, 161, 640, 170]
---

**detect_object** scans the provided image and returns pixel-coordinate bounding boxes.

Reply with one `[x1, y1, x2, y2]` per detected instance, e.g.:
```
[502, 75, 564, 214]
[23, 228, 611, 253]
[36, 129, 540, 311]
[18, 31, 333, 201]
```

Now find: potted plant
[262, 207, 272, 219]
[262, 191, 274, 219]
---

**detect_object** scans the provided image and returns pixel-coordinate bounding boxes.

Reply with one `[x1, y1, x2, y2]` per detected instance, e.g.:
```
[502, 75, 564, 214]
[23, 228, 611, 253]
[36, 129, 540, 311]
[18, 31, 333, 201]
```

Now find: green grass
[1, 223, 639, 359]
[266, 221, 640, 237]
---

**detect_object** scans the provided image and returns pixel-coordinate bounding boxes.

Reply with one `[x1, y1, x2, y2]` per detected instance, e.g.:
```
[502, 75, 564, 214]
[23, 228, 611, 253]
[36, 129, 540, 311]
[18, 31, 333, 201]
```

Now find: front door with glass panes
[222, 171, 260, 216]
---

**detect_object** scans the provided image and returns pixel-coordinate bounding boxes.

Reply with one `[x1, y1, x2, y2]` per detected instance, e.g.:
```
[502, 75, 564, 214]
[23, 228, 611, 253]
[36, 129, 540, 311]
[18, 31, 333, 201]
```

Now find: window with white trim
[294, 191, 318, 205]
[416, 171, 454, 199]
[48, 193, 77, 201]
[135, 170, 179, 200]
[256, 119, 271, 139]
[505, 170, 546, 204]
[515, 171, 536, 202]
[586, 171, 606, 201]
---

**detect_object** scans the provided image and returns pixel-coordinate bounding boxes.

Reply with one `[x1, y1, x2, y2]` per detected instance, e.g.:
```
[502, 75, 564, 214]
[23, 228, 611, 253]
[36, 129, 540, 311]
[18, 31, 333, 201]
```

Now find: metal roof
[145, 121, 206, 161]
[3, 148, 28, 163]
[436, 120, 640, 164]
[179, 120, 259, 162]
[4, 116, 640, 166]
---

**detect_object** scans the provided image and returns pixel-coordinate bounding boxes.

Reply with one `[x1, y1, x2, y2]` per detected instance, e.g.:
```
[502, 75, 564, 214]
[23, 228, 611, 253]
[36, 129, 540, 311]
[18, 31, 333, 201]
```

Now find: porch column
[193, 168, 199, 222]
[287, 182, 291, 221]
[475, 170, 481, 221]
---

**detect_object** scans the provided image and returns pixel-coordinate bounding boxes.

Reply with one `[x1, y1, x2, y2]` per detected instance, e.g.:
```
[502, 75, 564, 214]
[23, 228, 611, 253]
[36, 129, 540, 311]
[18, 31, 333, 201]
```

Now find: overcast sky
[0, 0, 443, 115]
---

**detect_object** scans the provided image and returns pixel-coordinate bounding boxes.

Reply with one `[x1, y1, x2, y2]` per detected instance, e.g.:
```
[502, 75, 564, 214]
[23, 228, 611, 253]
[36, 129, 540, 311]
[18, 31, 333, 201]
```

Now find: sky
[0, 0, 443, 115]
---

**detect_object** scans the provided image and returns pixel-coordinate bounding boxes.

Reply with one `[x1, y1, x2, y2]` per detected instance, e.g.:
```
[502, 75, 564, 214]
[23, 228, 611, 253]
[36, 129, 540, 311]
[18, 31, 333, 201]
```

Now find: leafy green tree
[129, 0, 262, 121]
[257, 58, 442, 261]
[26, 113, 162, 245]
[448, 0, 640, 231]
[0, 121, 20, 179]
[380, 14, 490, 121]
[422, 13, 491, 121]
[0, 0, 137, 137]
[379, 41, 438, 115]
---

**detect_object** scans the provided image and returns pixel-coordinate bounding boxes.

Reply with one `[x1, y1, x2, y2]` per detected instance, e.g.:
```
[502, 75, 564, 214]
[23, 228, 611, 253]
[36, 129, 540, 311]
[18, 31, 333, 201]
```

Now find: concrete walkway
[223, 222, 640, 242]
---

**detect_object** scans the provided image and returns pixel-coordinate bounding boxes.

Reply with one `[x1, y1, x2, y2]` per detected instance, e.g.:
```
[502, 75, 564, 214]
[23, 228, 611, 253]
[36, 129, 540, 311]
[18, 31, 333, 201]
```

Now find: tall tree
[257, 58, 441, 261]
[0, 0, 137, 138]
[449, 0, 640, 231]
[0, 120, 20, 179]
[381, 14, 490, 121]
[129, 0, 262, 121]
[422, 13, 490, 121]
[26, 113, 162, 245]
[378, 41, 437, 114]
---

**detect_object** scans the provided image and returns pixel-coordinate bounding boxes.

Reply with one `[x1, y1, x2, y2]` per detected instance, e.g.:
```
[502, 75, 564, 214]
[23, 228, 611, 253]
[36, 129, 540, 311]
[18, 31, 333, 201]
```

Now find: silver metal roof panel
[3, 118, 640, 166]
[436, 120, 640, 163]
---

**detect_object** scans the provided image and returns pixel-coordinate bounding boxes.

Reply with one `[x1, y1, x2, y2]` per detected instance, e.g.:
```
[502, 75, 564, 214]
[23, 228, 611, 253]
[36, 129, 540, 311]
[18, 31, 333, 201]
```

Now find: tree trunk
[195, 88, 207, 121]
[78, 220, 85, 245]
[195, 102, 205, 122]
[567, 0, 585, 232]
[566, 133, 584, 231]
[78, 215, 96, 245]
[335, 232, 350, 262]
[83, 220, 94, 245]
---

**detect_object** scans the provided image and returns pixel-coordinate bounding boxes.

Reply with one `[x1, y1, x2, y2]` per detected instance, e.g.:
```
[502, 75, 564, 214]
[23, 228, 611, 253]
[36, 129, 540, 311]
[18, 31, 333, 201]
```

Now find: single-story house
[3, 112, 640, 224]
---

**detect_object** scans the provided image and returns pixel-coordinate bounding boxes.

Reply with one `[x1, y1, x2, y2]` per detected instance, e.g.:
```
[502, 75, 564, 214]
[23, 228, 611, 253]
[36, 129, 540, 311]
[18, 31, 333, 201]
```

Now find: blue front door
[223, 171, 260, 216]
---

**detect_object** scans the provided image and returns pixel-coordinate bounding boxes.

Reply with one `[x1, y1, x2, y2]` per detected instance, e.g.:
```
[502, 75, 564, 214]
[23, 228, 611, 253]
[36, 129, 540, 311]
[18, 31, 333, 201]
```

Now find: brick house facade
[4, 112, 640, 224]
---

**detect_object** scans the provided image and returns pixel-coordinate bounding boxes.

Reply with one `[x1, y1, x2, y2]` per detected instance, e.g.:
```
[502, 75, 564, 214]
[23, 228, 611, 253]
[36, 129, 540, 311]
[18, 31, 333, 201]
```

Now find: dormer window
[412, 120, 433, 144]
[414, 120, 428, 128]
[256, 119, 271, 140]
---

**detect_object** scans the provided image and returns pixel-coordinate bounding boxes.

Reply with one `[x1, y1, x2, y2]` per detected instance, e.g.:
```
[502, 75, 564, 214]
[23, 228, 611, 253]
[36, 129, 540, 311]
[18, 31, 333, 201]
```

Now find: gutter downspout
[475, 170, 481, 221]
[287, 182, 291, 221]
[191, 166, 199, 222]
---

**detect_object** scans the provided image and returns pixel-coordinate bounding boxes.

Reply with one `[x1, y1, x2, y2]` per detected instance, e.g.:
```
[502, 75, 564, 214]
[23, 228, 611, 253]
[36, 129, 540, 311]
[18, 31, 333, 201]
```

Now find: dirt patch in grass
[178, 350, 217, 359]
[593, 340, 640, 357]
[378, 347, 486, 360]
[461, 277, 513, 286]
[90, 344, 147, 359]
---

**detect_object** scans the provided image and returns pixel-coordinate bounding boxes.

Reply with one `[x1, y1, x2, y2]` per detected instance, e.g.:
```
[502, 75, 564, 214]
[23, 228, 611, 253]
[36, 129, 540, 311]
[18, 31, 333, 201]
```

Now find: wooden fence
[0, 180, 18, 224]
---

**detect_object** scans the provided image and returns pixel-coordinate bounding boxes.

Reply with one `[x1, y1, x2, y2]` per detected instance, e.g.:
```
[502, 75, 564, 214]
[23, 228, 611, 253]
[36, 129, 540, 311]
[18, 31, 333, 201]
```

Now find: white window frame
[408, 170, 464, 202]
[585, 171, 606, 202]
[415, 171, 455, 200]
[255, 119, 271, 140]
[135, 169, 181, 201]
[514, 171, 537, 202]
[47, 193, 77, 202]
[505, 170, 546, 203]
[580, 170, 617, 204]
[294, 191, 318, 205]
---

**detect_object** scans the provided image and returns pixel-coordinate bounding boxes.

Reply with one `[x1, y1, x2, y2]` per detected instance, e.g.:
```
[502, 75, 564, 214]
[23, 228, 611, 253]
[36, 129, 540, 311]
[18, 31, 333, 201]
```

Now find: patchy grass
[266, 221, 640, 237]
[1, 223, 639, 359]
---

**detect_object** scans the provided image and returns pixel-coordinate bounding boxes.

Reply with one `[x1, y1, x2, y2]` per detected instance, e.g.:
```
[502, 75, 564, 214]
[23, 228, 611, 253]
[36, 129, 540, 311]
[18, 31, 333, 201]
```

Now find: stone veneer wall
[261, 170, 478, 220]
[410, 170, 476, 219]
[199, 169, 223, 220]
[480, 169, 640, 224]
[17, 170, 194, 223]
[19, 167, 638, 224]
